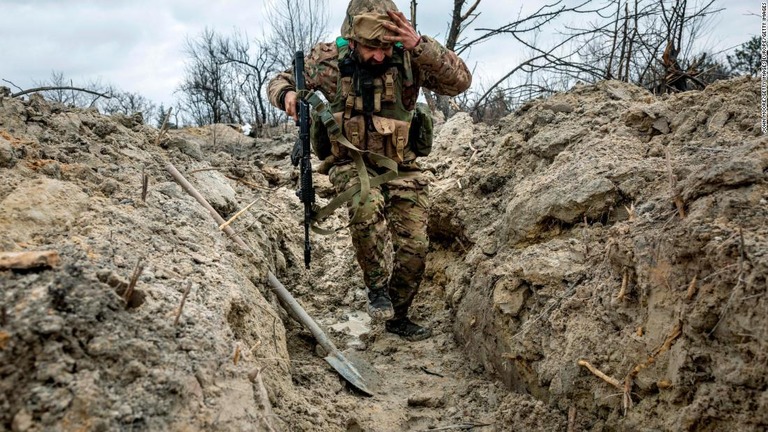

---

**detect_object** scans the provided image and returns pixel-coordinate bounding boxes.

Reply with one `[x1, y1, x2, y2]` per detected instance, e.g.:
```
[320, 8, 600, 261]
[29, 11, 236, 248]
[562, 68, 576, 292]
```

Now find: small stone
[0, 137, 17, 168]
[38, 315, 64, 335]
[407, 391, 446, 408]
[652, 117, 670, 134]
[12, 409, 33, 432]
[100, 179, 119, 196]
[39, 161, 61, 179]
[544, 102, 574, 113]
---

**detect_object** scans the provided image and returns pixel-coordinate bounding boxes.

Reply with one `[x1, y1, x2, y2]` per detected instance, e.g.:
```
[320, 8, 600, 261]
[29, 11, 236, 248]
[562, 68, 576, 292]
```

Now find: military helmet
[340, 0, 400, 48]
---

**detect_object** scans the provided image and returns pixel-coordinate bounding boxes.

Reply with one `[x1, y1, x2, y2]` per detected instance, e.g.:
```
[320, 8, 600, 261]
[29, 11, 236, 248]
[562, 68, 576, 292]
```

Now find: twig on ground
[2, 79, 23, 92]
[248, 366, 280, 432]
[622, 377, 634, 415]
[625, 202, 636, 222]
[420, 366, 445, 377]
[141, 166, 149, 202]
[250, 339, 263, 355]
[577, 359, 622, 389]
[233, 342, 242, 365]
[622, 321, 683, 415]
[615, 269, 630, 301]
[173, 281, 192, 326]
[154, 107, 172, 147]
[418, 422, 493, 431]
[219, 199, 259, 231]
[568, 406, 577, 432]
[123, 258, 145, 307]
[665, 147, 685, 219]
[10, 85, 111, 100]
[685, 275, 698, 301]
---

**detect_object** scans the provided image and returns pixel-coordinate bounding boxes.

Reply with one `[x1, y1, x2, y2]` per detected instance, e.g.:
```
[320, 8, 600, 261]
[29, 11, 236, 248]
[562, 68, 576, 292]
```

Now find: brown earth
[0, 77, 765, 432]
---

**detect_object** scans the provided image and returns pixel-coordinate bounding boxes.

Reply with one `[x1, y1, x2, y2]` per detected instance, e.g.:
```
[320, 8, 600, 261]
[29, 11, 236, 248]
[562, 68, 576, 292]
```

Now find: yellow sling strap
[301, 90, 418, 235]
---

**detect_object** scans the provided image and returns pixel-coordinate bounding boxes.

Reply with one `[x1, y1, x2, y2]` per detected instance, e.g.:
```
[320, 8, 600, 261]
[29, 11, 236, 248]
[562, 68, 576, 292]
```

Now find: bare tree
[445, 0, 482, 52]
[173, 0, 330, 128]
[216, 32, 281, 130]
[266, 0, 329, 69]
[101, 88, 157, 120]
[8, 72, 160, 121]
[177, 28, 242, 126]
[464, 1, 610, 116]
[460, 0, 723, 118]
[728, 36, 761, 76]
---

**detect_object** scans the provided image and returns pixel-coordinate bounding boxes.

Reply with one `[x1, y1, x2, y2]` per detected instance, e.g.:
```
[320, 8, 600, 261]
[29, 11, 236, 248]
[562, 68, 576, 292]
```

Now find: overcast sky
[0, 0, 759, 109]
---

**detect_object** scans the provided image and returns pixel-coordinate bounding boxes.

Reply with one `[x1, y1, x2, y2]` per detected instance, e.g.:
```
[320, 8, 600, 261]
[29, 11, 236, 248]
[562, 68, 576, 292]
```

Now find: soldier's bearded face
[351, 41, 393, 65]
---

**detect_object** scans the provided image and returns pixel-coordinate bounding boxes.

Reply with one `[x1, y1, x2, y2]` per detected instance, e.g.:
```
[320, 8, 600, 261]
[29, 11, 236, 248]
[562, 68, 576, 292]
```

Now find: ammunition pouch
[408, 103, 433, 157]
[330, 114, 409, 165]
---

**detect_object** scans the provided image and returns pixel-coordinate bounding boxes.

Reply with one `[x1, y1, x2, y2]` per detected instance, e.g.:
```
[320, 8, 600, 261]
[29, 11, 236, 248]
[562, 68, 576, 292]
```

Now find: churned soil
[1, 76, 765, 431]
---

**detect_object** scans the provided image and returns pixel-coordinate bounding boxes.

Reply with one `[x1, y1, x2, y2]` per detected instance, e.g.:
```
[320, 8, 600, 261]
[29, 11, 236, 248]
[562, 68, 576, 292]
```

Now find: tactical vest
[311, 37, 432, 166]
[304, 38, 434, 231]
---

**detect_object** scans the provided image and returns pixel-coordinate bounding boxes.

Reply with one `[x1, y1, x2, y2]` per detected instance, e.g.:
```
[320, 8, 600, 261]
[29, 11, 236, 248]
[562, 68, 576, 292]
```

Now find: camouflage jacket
[267, 35, 472, 112]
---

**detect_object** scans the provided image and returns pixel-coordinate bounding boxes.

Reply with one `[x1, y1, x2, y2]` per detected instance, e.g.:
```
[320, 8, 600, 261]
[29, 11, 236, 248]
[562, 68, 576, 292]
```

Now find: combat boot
[385, 317, 432, 341]
[367, 289, 394, 322]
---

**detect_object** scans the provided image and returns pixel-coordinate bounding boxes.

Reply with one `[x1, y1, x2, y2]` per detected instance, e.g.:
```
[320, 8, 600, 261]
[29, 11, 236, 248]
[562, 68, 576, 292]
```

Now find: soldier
[268, 0, 471, 341]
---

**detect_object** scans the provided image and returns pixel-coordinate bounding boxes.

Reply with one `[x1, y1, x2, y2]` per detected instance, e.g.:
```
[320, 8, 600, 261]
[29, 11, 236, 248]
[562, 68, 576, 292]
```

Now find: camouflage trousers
[329, 162, 430, 318]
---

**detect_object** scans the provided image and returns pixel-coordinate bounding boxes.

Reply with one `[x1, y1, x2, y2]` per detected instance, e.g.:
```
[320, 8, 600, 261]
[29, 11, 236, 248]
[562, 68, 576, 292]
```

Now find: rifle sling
[303, 90, 418, 235]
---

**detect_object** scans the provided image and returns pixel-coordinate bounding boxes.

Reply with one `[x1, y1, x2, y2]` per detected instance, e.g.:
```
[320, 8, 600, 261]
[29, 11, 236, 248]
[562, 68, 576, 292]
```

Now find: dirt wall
[427, 77, 767, 431]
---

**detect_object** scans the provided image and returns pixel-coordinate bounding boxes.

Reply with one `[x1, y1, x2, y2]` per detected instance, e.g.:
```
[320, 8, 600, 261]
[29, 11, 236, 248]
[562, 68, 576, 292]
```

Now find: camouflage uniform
[268, 0, 471, 326]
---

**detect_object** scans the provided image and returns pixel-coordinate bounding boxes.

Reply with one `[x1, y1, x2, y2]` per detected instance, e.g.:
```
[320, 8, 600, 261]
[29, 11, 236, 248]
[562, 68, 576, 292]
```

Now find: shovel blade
[324, 349, 379, 396]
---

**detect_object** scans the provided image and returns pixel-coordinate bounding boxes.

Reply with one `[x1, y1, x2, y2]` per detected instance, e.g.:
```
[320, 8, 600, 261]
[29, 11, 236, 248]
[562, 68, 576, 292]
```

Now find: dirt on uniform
[0, 77, 765, 431]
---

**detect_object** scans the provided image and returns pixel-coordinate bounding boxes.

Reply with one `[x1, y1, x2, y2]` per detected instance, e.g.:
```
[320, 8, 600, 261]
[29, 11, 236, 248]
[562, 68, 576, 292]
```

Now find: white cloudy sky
[0, 0, 759, 108]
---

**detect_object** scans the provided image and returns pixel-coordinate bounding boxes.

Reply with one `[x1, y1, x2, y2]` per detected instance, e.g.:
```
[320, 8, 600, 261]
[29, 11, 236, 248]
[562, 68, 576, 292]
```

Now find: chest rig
[328, 38, 415, 165]
[300, 38, 422, 233]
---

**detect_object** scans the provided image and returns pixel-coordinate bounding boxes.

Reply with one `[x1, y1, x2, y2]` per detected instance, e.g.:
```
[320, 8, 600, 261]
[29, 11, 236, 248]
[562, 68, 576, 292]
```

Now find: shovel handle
[267, 272, 340, 356]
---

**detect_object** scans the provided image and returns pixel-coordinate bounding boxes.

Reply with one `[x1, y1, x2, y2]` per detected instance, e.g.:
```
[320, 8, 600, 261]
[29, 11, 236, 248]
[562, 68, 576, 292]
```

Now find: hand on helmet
[380, 10, 421, 51]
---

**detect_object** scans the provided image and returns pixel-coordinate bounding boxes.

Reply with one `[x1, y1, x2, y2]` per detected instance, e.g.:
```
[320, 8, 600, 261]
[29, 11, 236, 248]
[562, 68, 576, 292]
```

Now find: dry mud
[0, 77, 766, 431]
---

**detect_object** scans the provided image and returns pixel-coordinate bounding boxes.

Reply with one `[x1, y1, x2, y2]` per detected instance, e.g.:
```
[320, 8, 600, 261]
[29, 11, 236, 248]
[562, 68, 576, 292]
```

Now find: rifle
[290, 51, 315, 269]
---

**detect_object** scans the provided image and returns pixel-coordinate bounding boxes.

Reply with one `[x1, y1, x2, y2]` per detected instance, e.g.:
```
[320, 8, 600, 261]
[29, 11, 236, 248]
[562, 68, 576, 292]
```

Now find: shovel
[267, 272, 378, 396]
[166, 163, 377, 396]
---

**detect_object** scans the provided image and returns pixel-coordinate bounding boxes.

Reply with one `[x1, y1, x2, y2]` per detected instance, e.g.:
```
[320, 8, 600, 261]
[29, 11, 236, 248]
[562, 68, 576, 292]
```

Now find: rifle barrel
[294, 51, 314, 269]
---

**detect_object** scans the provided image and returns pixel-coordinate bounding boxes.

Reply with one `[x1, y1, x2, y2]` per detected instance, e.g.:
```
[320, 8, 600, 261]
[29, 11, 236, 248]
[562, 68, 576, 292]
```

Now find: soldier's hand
[284, 91, 298, 121]
[381, 10, 421, 51]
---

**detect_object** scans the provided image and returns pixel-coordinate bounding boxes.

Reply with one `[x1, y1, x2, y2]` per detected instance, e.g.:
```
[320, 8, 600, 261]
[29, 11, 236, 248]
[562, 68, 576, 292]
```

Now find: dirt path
[254, 194, 512, 431]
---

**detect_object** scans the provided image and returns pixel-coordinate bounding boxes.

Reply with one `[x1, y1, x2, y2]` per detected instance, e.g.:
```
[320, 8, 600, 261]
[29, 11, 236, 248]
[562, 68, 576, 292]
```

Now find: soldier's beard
[352, 50, 392, 76]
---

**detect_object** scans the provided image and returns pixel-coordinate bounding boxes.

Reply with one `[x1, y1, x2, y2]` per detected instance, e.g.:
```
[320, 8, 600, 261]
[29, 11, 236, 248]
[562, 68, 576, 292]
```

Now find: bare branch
[11, 86, 111, 100]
